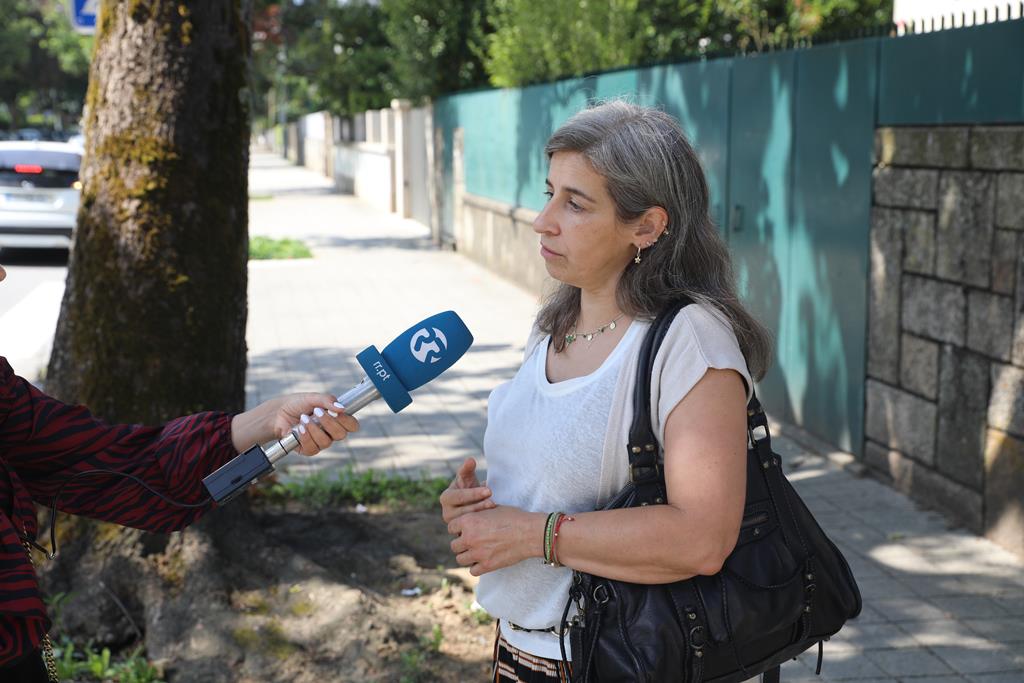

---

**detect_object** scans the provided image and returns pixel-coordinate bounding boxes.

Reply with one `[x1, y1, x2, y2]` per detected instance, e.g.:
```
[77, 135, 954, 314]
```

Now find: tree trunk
[47, 0, 250, 424]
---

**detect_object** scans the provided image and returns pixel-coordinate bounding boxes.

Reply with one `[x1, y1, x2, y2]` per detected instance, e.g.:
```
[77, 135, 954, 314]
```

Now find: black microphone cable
[21, 469, 214, 561]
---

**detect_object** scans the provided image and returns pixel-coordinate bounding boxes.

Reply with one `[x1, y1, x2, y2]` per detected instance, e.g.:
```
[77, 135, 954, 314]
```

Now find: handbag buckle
[629, 462, 661, 483]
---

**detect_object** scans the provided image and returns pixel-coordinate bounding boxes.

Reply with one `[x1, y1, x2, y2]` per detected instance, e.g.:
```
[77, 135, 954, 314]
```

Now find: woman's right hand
[440, 457, 495, 527]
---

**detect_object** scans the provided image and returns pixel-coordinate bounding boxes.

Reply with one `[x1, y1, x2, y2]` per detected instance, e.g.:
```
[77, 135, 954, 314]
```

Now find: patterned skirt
[491, 626, 572, 683]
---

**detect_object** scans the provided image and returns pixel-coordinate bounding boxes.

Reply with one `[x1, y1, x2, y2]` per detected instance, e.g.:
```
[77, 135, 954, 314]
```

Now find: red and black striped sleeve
[0, 357, 238, 532]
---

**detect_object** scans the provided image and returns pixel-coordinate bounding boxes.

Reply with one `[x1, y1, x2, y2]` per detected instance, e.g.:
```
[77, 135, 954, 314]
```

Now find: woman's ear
[631, 206, 669, 247]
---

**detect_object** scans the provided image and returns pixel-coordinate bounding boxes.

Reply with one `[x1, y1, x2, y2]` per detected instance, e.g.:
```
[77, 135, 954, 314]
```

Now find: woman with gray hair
[440, 100, 772, 682]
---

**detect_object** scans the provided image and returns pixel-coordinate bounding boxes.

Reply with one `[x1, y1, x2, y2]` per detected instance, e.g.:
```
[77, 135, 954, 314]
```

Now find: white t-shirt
[476, 304, 753, 660]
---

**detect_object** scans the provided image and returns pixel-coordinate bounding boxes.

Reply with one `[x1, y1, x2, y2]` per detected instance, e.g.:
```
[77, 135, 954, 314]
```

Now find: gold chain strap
[21, 538, 60, 683]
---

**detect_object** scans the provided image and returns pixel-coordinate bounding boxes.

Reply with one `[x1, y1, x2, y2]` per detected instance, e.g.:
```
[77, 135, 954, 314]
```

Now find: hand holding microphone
[271, 393, 360, 455]
[205, 311, 474, 504]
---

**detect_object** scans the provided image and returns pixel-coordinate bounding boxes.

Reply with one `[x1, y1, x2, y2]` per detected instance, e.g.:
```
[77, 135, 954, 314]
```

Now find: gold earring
[634, 246, 642, 264]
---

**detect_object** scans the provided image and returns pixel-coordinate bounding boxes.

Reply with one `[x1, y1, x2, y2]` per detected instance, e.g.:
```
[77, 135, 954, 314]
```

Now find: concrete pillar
[392, 98, 413, 219]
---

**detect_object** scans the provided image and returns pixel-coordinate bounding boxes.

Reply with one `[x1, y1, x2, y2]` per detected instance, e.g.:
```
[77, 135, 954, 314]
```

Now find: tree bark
[47, 0, 251, 424]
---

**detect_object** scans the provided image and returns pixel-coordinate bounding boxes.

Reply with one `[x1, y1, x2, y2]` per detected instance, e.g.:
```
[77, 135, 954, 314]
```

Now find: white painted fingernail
[333, 401, 345, 409]
[300, 414, 310, 424]
[313, 407, 324, 417]
[327, 410, 338, 417]
[298, 424, 306, 434]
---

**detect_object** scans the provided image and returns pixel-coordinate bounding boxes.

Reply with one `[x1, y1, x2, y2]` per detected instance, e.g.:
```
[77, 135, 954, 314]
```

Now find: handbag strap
[626, 298, 770, 504]
[626, 298, 691, 503]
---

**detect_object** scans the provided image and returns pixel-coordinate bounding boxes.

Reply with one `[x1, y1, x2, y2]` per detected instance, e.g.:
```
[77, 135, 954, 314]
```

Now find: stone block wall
[867, 126, 1024, 558]
[458, 193, 548, 298]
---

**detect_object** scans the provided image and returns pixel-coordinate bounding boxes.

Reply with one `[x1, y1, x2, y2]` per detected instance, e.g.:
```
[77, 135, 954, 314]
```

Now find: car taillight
[14, 164, 43, 174]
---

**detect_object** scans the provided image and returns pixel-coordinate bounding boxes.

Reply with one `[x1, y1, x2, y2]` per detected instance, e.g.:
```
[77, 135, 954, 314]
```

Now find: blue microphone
[203, 311, 474, 504]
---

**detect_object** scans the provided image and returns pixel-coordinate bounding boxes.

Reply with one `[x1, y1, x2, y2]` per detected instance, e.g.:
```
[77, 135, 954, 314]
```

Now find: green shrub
[261, 467, 449, 508]
[249, 236, 312, 260]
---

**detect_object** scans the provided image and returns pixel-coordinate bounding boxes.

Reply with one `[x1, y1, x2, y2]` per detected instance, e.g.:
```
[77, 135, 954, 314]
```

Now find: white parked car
[0, 141, 82, 249]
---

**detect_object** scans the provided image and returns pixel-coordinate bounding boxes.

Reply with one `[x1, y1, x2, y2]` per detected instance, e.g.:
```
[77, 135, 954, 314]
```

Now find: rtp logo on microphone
[410, 327, 448, 364]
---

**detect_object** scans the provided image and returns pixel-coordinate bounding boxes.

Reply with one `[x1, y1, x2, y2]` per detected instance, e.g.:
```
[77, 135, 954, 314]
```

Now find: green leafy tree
[253, 0, 395, 121]
[486, 0, 649, 87]
[0, 0, 92, 131]
[483, 0, 891, 87]
[381, 0, 490, 102]
[720, 0, 892, 51]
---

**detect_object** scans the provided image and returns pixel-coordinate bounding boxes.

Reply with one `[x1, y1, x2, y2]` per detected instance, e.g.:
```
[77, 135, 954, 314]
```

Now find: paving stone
[870, 208, 904, 382]
[862, 442, 984, 532]
[971, 127, 1024, 171]
[964, 617, 1024, 644]
[876, 127, 969, 168]
[866, 647, 955, 677]
[898, 618, 992, 648]
[991, 230, 1018, 294]
[834, 622, 916, 651]
[936, 171, 995, 288]
[936, 346, 989, 489]
[996, 173, 1024, 230]
[931, 644, 1023, 675]
[872, 597, 949, 622]
[937, 595, 1015, 619]
[901, 333, 939, 399]
[988, 364, 1024, 437]
[813, 649, 891, 680]
[875, 166, 940, 209]
[969, 673, 1024, 683]
[902, 275, 967, 346]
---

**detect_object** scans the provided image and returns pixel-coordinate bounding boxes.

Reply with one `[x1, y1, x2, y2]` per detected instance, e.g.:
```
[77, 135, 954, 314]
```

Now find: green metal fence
[434, 19, 1024, 455]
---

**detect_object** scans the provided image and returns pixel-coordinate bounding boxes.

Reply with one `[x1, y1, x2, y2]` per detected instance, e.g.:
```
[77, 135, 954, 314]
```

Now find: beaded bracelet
[543, 511, 561, 565]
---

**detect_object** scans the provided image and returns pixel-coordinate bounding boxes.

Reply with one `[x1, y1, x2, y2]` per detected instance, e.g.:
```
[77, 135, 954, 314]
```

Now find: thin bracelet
[551, 514, 576, 567]
[543, 512, 561, 565]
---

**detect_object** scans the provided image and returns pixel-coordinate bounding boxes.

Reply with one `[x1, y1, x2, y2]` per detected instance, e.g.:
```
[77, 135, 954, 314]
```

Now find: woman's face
[533, 151, 638, 291]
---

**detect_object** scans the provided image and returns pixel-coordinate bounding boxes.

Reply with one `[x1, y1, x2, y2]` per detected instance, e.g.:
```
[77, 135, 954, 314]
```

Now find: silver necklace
[564, 313, 624, 348]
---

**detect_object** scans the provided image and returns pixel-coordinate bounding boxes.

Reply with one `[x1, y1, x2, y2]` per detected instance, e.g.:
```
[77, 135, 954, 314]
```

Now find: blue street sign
[70, 0, 98, 34]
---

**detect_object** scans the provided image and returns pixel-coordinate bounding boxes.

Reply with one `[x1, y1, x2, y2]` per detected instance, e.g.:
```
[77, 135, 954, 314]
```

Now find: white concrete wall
[333, 143, 394, 213]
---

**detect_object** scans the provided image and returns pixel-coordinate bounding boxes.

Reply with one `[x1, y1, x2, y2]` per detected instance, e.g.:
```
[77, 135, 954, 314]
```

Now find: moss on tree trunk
[47, 0, 251, 423]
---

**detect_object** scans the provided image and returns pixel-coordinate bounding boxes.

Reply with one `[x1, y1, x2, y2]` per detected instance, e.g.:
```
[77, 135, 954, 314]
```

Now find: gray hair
[537, 100, 772, 380]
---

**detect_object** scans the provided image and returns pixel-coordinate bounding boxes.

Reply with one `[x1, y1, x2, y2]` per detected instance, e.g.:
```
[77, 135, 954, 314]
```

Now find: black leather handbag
[560, 300, 862, 683]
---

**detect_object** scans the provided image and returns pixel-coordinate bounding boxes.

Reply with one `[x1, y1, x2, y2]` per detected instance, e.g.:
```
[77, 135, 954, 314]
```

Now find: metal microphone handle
[264, 377, 381, 464]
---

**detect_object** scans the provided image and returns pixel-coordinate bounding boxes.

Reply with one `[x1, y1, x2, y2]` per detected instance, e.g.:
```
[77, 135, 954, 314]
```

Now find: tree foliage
[381, 0, 490, 102]
[0, 0, 92, 131]
[482, 0, 892, 87]
[252, 0, 396, 123]
[485, 0, 648, 88]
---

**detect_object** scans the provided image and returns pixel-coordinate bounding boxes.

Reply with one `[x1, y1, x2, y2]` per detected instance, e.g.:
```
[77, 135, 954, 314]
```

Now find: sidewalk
[247, 153, 1024, 682]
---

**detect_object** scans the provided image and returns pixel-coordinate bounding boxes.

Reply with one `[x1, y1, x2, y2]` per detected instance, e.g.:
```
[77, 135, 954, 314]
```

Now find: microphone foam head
[381, 311, 474, 391]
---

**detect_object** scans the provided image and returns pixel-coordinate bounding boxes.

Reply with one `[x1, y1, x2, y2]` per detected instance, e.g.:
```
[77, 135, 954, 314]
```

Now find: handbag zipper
[740, 511, 770, 529]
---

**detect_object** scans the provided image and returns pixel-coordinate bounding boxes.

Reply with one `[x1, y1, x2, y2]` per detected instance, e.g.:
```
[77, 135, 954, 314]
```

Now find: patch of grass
[422, 623, 444, 654]
[249, 235, 312, 260]
[231, 627, 261, 650]
[258, 467, 449, 509]
[289, 599, 315, 617]
[232, 621, 296, 660]
[467, 601, 493, 626]
[398, 624, 445, 683]
[53, 638, 163, 683]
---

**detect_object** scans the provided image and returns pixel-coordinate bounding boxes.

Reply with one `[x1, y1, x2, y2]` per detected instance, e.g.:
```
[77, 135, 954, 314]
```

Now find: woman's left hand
[448, 505, 545, 576]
